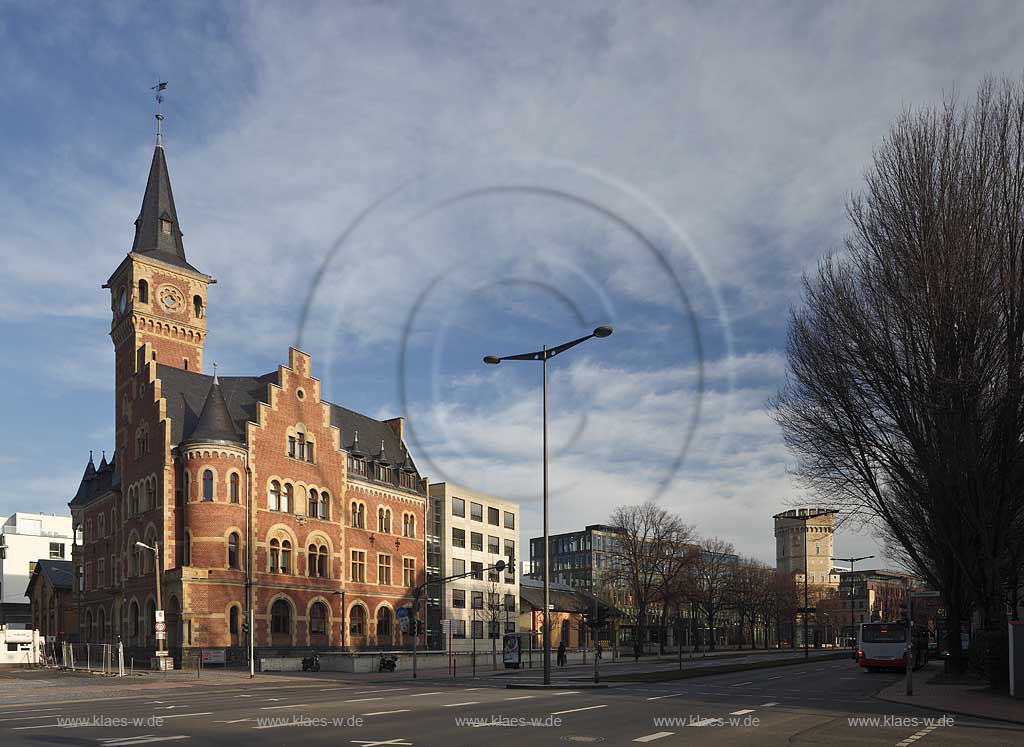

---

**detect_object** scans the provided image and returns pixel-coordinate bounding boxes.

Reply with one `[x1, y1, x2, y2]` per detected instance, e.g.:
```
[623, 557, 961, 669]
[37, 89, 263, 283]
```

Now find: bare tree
[690, 537, 736, 651]
[608, 502, 691, 660]
[771, 77, 1024, 681]
[728, 558, 771, 649]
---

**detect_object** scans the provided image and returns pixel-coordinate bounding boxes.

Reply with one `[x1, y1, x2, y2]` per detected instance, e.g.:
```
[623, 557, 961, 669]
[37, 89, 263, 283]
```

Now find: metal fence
[49, 642, 127, 676]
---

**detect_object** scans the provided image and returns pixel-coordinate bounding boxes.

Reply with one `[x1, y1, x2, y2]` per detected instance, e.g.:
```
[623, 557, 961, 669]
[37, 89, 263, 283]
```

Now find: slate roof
[182, 376, 242, 445]
[69, 453, 118, 508]
[156, 364, 420, 477]
[519, 577, 622, 617]
[130, 144, 203, 275]
[26, 559, 75, 597]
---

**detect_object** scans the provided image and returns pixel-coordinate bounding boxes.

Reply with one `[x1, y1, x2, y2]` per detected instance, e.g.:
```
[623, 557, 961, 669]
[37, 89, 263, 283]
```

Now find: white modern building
[425, 483, 519, 652]
[0, 513, 74, 627]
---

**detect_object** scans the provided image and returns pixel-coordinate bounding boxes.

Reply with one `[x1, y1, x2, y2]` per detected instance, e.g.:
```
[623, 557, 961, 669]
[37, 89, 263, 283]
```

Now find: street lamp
[484, 325, 613, 685]
[135, 541, 164, 660]
[834, 554, 874, 649]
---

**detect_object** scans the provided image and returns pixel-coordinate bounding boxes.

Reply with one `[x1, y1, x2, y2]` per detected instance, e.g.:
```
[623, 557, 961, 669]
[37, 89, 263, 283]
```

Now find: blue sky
[2, 1, 1022, 569]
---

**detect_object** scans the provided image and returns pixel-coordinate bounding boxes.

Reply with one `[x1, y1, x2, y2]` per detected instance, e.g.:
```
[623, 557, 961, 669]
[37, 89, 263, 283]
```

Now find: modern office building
[425, 483, 519, 651]
[0, 513, 74, 627]
[528, 524, 622, 593]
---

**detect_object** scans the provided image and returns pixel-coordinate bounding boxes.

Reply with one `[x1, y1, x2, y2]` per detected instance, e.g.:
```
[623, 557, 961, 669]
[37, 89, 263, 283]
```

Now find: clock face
[118, 288, 127, 313]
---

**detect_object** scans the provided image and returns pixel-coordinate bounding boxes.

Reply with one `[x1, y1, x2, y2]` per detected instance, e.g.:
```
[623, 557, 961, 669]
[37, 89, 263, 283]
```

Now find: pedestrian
[557, 640, 566, 667]
[596, 643, 603, 660]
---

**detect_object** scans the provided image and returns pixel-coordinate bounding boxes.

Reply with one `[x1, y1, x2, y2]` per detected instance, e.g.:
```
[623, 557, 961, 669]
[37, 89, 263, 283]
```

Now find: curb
[601, 652, 850, 683]
[505, 683, 609, 690]
[872, 691, 1024, 727]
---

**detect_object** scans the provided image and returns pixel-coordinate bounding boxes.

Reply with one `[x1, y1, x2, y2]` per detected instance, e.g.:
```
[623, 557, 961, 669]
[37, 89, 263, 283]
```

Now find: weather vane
[151, 80, 168, 146]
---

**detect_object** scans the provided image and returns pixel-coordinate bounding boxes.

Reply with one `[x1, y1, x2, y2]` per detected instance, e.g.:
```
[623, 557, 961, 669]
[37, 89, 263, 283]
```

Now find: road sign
[154, 621, 167, 633]
[155, 650, 169, 656]
[155, 610, 165, 623]
[155, 631, 167, 640]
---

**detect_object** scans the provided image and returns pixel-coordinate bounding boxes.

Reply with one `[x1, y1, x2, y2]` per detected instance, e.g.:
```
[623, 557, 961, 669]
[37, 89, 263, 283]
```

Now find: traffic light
[242, 620, 250, 636]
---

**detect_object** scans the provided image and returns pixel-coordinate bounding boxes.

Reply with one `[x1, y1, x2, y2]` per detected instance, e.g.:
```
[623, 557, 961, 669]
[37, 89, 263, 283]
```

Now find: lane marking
[0, 707, 60, 716]
[410, 692, 444, 697]
[730, 709, 755, 715]
[320, 687, 350, 691]
[443, 701, 481, 707]
[554, 690, 580, 695]
[646, 693, 684, 701]
[100, 738, 190, 746]
[152, 712, 213, 719]
[260, 703, 311, 710]
[214, 719, 252, 724]
[730, 681, 753, 687]
[689, 718, 723, 727]
[760, 702, 780, 707]
[551, 704, 608, 716]
[504, 695, 535, 700]
[352, 688, 409, 695]
[767, 675, 783, 680]
[363, 709, 411, 716]
[633, 733, 675, 743]
[345, 697, 385, 703]
[0, 714, 66, 723]
[463, 687, 485, 691]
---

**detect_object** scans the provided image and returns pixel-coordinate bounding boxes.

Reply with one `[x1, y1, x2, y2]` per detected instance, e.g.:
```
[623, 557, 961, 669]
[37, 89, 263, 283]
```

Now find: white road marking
[443, 701, 481, 707]
[633, 733, 675, 743]
[107, 738, 190, 746]
[504, 695, 535, 700]
[760, 702, 780, 707]
[153, 712, 213, 719]
[730, 681, 753, 687]
[730, 709, 755, 715]
[320, 687, 350, 691]
[362, 709, 411, 716]
[410, 691, 444, 697]
[463, 687, 485, 691]
[767, 675, 783, 680]
[260, 703, 310, 710]
[689, 718, 723, 727]
[236, 694, 255, 698]
[554, 690, 580, 695]
[550, 704, 608, 716]
[214, 719, 252, 724]
[0, 707, 60, 716]
[646, 693, 684, 701]
[352, 688, 409, 695]
[264, 698, 283, 702]
[345, 697, 385, 703]
[0, 714, 65, 723]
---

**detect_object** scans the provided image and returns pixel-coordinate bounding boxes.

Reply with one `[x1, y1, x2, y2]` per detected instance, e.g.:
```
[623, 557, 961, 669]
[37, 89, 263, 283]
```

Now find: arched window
[138, 279, 148, 303]
[193, 295, 203, 318]
[183, 531, 192, 566]
[350, 605, 366, 636]
[229, 473, 240, 503]
[270, 599, 290, 634]
[308, 489, 318, 517]
[351, 501, 365, 528]
[129, 488, 139, 515]
[403, 514, 416, 538]
[282, 483, 293, 513]
[377, 507, 391, 533]
[307, 544, 318, 577]
[376, 607, 393, 638]
[98, 607, 106, 642]
[269, 481, 281, 511]
[85, 610, 93, 643]
[130, 601, 140, 641]
[147, 481, 157, 509]
[203, 469, 214, 501]
[309, 602, 328, 636]
[280, 540, 292, 573]
[228, 533, 239, 569]
[229, 606, 239, 639]
[318, 491, 328, 520]
[269, 539, 280, 572]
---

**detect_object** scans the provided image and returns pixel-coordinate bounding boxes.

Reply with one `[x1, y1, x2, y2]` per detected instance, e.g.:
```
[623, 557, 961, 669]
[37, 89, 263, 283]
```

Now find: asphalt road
[0, 658, 1019, 746]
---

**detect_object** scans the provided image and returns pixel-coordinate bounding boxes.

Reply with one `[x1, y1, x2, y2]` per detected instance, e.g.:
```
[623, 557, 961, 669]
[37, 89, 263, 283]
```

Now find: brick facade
[69, 141, 427, 664]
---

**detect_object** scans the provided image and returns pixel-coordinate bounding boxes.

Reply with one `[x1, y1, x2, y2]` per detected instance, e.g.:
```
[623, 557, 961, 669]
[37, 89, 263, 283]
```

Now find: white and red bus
[857, 622, 927, 671]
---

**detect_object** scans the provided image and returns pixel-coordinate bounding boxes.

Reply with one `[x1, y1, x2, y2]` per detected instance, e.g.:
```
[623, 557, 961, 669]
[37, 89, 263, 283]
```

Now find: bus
[857, 622, 928, 672]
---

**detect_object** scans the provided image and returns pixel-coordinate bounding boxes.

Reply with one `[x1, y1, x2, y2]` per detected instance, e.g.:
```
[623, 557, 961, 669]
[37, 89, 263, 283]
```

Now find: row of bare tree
[606, 502, 804, 657]
[771, 76, 1024, 685]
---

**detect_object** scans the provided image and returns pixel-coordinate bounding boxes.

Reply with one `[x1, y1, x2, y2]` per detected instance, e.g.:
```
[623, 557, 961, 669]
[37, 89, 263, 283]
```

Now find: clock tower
[104, 128, 215, 432]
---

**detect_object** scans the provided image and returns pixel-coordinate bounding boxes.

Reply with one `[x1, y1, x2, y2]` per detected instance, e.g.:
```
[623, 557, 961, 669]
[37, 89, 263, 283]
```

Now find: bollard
[87, 644, 91, 672]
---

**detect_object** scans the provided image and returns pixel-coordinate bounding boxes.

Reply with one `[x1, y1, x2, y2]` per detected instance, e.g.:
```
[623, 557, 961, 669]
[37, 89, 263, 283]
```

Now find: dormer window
[160, 218, 172, 235]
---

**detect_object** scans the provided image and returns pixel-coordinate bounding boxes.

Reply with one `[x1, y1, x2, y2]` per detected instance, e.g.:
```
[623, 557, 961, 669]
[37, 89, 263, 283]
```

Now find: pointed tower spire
[84, 451, 96, 480]
[183, 373, 241, 445]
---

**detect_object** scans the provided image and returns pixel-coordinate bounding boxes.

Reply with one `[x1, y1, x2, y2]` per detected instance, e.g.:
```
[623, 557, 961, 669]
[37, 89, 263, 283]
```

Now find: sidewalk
[875, 662, 1024, 725]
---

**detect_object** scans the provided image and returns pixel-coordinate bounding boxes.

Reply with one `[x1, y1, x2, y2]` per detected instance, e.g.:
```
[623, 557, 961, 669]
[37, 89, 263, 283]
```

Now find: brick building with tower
[67, 120, 427, 664]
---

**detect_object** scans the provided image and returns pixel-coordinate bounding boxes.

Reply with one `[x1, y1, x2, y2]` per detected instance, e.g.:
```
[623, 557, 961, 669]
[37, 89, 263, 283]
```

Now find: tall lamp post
[484, 325, 613, 685]
[135, 541, 164, 660]
[834, 554, 874, 647]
